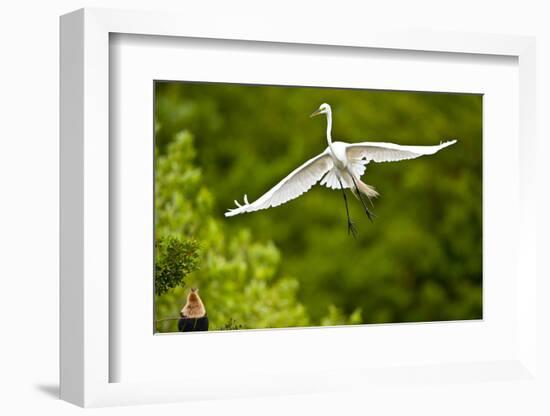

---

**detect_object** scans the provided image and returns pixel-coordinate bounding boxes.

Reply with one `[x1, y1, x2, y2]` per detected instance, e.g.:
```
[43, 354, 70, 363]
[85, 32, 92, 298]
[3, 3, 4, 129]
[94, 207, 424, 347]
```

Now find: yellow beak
[310, 108, 323, 118]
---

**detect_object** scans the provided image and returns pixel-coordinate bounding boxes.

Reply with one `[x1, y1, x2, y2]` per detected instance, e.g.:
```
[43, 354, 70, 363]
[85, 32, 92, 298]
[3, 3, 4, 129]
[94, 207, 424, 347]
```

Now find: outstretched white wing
[346, 139, 457, 164]
[225, 150, 334, 217]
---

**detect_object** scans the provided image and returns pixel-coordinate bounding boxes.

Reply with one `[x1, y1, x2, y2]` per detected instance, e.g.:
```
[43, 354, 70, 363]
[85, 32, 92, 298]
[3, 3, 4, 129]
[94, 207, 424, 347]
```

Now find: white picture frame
[60, 8, 538, 408]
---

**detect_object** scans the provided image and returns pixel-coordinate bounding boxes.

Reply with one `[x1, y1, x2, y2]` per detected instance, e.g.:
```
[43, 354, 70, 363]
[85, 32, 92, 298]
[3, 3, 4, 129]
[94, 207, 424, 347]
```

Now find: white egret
[225, 103, 456, 237]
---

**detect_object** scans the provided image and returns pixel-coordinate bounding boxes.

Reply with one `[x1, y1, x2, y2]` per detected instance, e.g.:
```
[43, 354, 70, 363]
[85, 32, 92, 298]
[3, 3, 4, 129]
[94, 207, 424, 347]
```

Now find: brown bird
[179, 288, 208, 332]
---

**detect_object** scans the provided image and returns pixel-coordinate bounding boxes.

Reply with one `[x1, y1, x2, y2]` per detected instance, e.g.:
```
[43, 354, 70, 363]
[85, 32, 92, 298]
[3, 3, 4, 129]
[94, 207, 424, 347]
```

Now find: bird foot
[365, 207, 376, 223]
[347, 219, 358, 239]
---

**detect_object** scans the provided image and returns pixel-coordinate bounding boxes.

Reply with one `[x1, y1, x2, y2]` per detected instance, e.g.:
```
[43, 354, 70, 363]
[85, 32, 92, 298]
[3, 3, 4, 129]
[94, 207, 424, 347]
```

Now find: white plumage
[225, 103, 456, 218]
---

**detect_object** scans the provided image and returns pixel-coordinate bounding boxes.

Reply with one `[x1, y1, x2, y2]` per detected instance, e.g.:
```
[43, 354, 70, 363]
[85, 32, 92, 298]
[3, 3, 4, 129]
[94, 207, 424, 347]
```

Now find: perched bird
[178, 288, 208, 332]
[225, 103, 456, 237]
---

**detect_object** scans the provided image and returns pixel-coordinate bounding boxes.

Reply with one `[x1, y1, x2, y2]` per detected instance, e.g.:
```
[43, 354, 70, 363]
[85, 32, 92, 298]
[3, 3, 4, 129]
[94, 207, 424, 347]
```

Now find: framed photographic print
[60, 7, 538, 408]
[152, 81, 478, 335]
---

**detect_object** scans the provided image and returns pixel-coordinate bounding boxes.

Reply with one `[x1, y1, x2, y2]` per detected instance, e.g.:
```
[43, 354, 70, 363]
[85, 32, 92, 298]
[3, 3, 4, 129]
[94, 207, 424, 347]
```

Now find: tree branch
[155, 316, 181, 323]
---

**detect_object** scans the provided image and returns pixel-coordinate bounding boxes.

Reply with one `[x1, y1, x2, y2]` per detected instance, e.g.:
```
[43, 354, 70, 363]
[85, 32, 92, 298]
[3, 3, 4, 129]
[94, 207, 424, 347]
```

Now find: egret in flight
[225, 103, 456, 237]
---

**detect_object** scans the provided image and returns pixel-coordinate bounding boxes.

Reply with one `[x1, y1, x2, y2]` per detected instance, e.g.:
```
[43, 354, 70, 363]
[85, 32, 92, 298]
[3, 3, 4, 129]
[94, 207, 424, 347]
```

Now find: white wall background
[0, 1, 548, 415]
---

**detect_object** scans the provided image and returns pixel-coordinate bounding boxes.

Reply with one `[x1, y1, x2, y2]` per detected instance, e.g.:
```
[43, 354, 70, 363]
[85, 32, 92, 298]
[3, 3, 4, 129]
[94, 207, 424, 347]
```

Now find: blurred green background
[154, 81, 482, 332]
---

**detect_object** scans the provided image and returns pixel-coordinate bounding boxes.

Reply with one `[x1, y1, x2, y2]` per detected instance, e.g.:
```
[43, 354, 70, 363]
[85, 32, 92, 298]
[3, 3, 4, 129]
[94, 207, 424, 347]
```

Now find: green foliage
[155, 132, 317, 332]
[320, 305, 363, 326]
[217, 318, 247, 331]
[154, 236, 200, 296]
[155, 82, 482, 330]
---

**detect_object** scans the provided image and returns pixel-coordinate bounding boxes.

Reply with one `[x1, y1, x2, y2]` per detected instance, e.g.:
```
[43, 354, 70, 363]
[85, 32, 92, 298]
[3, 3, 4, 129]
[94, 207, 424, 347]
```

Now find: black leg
[350, 175, 376, 222]
[338, 178, 357, 238]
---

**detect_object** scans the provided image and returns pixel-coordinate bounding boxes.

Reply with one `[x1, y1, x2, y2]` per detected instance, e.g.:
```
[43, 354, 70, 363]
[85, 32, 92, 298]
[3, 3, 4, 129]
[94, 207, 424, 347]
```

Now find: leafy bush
[155, 236, 200, 296]
[155, 131, 335, 332]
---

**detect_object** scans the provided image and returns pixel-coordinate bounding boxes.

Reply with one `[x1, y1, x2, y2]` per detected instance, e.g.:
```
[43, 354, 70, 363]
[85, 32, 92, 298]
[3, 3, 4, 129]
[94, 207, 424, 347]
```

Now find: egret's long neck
[325, 109, 333, 147]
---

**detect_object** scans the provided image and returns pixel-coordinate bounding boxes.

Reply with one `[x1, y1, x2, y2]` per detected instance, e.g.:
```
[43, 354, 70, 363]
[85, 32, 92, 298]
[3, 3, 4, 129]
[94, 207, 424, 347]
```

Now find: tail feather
[355, 178, 379, 199]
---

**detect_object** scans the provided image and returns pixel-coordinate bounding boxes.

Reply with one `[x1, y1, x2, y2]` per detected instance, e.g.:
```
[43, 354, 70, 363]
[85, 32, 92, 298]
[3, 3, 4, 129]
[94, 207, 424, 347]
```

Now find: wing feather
[225, 150, 333, 217]
[346, 140, 457, 164]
